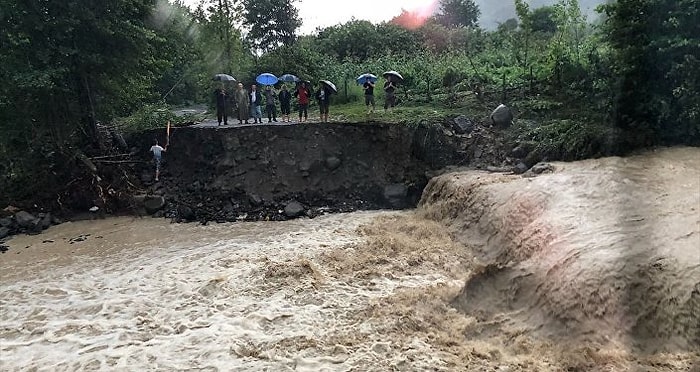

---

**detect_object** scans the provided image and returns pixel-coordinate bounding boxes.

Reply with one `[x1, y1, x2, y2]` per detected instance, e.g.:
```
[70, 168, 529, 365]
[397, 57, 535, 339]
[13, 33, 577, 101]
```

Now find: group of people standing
[214, 81, 337, 125]
[361, 75, 398, 114]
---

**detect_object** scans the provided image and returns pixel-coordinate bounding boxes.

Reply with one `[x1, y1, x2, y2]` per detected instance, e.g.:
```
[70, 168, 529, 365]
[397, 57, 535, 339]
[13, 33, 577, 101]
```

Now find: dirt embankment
[418, 147, 700, 353]
[127, 122, 505, 222]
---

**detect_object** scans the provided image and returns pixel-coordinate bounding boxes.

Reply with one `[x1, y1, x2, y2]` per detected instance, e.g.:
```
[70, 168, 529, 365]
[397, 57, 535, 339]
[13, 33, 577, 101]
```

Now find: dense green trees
[242, 0, 302, 52]
[434, 0, 481, 28]
[600, 0, 700, 144]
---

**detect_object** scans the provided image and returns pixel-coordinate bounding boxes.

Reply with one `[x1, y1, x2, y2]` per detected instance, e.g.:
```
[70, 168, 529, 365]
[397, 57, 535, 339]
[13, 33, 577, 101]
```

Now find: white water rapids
[1, 212, 461, 371]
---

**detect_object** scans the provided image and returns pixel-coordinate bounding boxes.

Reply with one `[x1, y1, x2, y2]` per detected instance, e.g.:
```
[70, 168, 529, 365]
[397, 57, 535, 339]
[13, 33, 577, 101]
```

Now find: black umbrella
[383, 71, 403, 81]
[279, 74, 300, 83]
[319, 80, 337, 93]
[212, 73, 236, 82]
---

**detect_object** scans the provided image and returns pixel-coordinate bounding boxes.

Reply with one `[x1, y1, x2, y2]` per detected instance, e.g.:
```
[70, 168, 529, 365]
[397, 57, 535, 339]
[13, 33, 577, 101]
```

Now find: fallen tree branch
[92, 160, 145, 164]
[89, 153, 133, 160]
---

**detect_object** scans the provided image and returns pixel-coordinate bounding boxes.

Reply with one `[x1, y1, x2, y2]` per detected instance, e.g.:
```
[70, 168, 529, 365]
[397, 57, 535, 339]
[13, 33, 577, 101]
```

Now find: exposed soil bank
[128, 122, 504, 222]
[418, 147, 700, 353]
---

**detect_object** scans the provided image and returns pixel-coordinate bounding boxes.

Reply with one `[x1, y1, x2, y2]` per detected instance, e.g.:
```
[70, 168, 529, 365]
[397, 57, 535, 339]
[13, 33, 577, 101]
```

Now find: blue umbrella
[356, 73, 377, 84]
[279, 73, 299, 83]
[256, 73, 278, 85]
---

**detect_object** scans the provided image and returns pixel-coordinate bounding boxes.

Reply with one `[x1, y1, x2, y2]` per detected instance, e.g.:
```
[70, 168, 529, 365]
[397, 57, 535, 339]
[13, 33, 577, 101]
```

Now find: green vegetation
[1, 0, 698, 207]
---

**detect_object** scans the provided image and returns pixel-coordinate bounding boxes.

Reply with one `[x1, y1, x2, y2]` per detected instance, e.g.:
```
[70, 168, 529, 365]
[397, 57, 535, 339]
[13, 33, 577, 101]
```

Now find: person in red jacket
[294, 82, 311, 122]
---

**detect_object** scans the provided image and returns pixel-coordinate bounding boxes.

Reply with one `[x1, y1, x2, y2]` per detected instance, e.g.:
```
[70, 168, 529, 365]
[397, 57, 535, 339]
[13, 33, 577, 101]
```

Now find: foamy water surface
[1, 212, 458, 371]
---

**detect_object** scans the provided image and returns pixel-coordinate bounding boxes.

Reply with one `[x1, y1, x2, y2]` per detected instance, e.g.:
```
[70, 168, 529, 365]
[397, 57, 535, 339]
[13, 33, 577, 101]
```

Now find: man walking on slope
[149, 139, 167, 181]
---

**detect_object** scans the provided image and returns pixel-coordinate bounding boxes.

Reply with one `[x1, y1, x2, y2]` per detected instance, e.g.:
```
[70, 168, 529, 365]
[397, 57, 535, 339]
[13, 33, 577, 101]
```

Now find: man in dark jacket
[264, 86, 278, 123]
[315, 84, 333, 123]
[278, 85, 292, 122]
[214, 87, 228, 125]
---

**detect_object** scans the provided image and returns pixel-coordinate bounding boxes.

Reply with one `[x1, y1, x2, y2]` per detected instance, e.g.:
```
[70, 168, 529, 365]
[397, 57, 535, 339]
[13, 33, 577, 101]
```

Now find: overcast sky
[182, 0, 436, 34]
[294, 0, 436, 34]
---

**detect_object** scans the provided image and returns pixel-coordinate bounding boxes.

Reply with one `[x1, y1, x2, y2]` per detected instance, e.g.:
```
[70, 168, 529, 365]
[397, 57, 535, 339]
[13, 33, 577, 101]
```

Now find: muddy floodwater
[1, 147, 699, 371]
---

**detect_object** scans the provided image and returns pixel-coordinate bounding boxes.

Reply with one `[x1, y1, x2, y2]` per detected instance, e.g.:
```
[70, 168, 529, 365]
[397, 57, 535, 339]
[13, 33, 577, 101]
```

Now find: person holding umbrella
[234, 82, 249, 125]
[383, 75, 398, 111]
[214, 87, 228, 126]
[316, 80, 336, 123]
[362, 76, 376, 114]
[278, 85, 292, 122]
[294, 82, 311, 123]
[249, 84, 263, 123]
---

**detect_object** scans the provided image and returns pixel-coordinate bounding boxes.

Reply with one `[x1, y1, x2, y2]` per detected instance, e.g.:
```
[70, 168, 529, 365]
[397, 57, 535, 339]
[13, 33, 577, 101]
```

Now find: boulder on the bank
[40, 213, 52, 230]
[325, 156, 342, 171]
[452, 115, 475, 134]
[248, 193, 263, 207]
[513, 162, 529, 175]
[0, 227, 9, 240]
[510, 145, 529, 159]
[490, 104, 513, 128]
[284, 201, 305, 218]
[14, 211, 38, 228]
[177, 205, 196, 221]
[144, 196, 166, 214]
[530, 162, 555, 175]
[383, 183, 409, 209]
[0, 217, 12, 228]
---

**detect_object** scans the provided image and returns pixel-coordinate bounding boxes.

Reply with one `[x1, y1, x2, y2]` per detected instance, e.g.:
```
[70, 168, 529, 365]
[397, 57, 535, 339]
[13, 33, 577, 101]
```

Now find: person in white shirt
[149, 139, 167, 181]
[249, 84, 263, 124]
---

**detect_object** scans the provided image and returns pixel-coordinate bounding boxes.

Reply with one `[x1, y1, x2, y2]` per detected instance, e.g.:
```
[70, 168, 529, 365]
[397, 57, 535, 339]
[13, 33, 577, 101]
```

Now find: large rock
[325, 156, 342, 170]
[452, 115, 475, 134]
[14, 211, 38, 228]
[383, 183, 409, 209]
[490, 104, 513, 128]
[530, 162, 555, 175]
[0, 227, 9, 240]
[177, 205, 196, 221]
[248, 193, 263, 207]
[144, 196, 166, 214]
[0, 217, 12, 228]
[284, 201, 305, 218]
[513, 162, 529, 175]
[40, 213, 52, 230]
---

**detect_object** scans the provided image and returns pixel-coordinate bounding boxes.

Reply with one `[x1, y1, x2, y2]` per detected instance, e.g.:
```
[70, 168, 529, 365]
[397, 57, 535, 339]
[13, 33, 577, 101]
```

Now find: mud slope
[128, 122, 503, 220]
[419, 147, 700, 352]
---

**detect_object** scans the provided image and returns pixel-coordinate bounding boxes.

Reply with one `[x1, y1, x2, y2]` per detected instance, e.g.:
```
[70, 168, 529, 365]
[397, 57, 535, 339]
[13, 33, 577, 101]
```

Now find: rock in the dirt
[531, 162, 555, 174]
[144, 196, 166, 214]
[0, 217, 12, 228]
[490, 104, 513, 128]
[0, 227, 10, 240]
[452, 115, 475, 134]
[486, 166, 511, 173]
[284, 201, 305, 218]
[177, 205, 196, 221]
[14, 211, 38, 228]
[40, 213, 52, 230]
[298, 161, 312, 172]
[325, 156, 342, 170]
[383, 183, 409, 209]
[248, 193, 263, 207]
[513, 162, 529, 175]
[510, 145, 528, 159]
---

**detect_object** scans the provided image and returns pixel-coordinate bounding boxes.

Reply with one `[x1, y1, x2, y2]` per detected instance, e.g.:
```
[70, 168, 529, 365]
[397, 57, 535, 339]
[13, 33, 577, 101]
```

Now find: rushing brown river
[1, 147, 699, 371]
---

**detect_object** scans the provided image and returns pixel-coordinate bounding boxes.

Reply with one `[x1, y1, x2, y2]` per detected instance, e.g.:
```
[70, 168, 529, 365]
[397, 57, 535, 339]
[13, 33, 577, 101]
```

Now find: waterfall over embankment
[418, 147, 700, 352]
